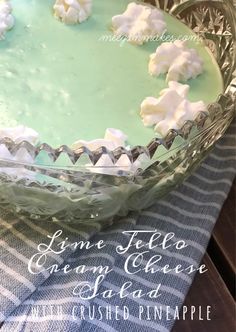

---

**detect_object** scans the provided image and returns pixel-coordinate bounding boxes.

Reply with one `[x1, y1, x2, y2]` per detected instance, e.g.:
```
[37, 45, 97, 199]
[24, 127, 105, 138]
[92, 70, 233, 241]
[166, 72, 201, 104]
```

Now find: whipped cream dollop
[72, 128, 149, 175]
[0, 0, 14, 40]
[72, 128, 128, 151]
[112, 2, 166, 45]
[140, 81, 207, 136]
[53, 0, 92, 24]
[0, 125, 39, 163]
[149, 40, 204, 82]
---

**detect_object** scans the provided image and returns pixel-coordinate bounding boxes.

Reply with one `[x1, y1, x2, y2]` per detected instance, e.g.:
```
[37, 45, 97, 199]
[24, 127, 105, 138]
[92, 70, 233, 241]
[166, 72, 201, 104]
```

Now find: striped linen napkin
[0, 121, 235, 332]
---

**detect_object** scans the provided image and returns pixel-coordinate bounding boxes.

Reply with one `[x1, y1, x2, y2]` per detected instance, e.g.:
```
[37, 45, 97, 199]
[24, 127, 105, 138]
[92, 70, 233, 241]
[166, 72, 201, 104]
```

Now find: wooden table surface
[172, 180, 236, 332]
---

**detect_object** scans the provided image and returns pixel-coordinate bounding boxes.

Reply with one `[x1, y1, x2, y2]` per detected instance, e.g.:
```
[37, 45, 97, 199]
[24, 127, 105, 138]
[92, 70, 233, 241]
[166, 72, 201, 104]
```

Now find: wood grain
[173, 179, 236, 332]
[172, 254, 235, 332]
[208, 180, 236, 298]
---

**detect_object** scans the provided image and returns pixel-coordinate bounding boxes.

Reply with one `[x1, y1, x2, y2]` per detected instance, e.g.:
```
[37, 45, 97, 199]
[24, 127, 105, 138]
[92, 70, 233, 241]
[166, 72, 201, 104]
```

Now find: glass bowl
[0, 0, 235, 222]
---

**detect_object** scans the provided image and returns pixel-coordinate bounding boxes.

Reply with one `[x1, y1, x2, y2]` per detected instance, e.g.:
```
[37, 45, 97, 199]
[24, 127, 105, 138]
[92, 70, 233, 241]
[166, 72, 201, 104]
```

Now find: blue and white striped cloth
[0, 121, 235, 332]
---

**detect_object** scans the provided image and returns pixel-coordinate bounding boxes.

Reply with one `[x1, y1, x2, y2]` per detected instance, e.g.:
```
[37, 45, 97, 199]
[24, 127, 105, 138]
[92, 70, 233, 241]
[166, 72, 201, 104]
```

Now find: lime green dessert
[0, 0, 223, 148]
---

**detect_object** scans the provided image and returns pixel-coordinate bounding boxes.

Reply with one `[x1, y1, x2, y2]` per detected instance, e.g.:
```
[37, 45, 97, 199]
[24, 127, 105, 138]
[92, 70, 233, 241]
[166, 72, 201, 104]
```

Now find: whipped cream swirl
[72, 128, 149, 175]
[140, 81, 207, 137]
[54, 0, 92, 24]
[112, 2, 166, 45]
[0, 0, 14, 40]
[72, 128, 128, 151]
[149, 40, 204, 82]
[0, 125, 39, 163]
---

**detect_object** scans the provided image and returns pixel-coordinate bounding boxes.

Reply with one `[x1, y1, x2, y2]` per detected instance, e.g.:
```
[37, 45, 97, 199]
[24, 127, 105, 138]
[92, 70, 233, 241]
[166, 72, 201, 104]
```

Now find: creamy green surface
[0, 0, 223, 147]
